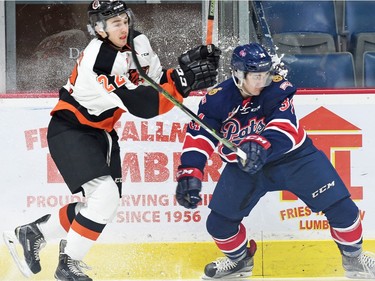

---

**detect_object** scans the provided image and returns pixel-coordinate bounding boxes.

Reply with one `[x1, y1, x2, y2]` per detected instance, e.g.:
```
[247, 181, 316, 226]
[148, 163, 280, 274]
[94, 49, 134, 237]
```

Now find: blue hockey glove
[237, 135, 271, 174]
[176, 167, 203, 209]
[178, 44, 221, 70]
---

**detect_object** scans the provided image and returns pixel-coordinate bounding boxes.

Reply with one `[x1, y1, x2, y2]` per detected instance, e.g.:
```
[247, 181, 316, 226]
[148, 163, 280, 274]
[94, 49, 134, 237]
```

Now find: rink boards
[1, 89, 375, 280]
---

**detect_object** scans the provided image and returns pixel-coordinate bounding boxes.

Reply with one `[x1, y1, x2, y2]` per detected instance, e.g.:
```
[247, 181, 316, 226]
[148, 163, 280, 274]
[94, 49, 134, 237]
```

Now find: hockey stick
[128, 26, 247, 162]
[250, 0, 277, 55]
[206, 0, 215, 44]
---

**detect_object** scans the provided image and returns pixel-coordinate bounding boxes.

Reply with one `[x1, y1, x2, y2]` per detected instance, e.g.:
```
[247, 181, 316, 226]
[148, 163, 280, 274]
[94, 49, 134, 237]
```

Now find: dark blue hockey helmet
[231, 43, 272, 73]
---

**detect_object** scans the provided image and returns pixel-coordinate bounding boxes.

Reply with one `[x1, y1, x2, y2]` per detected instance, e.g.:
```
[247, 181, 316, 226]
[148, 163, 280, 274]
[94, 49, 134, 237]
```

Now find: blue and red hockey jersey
[180, 74, 307, 172]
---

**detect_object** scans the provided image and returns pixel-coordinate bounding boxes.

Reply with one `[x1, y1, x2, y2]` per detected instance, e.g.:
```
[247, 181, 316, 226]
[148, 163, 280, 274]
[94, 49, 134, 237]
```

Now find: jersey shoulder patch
[272, 74, 283, 83]
[207, 87, 222, 96]
[270, 76, 296, 94]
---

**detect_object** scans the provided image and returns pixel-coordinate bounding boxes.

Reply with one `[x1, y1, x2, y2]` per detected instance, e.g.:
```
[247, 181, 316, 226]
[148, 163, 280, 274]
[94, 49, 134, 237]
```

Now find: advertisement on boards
[1, 93, 375, 243]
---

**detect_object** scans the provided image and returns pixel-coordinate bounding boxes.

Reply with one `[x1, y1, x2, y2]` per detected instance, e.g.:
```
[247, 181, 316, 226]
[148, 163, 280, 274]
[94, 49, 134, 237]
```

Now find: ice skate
[54, 239, 93, 281]
[343, 251, 375, 279]
[202, 239, 257, 280]
[3, 214, 50, 277]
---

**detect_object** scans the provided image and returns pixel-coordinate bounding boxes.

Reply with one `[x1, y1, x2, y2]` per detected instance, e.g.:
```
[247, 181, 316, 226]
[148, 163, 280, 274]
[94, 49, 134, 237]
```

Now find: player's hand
[176, 167, 203, 209]
[178, 44, 221, 70]
[237, 135, 271, 174]
[171, 60, 218, 98]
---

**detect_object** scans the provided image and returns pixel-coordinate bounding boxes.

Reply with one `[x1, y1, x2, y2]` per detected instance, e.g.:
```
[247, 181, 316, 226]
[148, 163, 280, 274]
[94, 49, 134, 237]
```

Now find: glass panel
[4, 0, 375, 91]
[11, 1, 202, 92]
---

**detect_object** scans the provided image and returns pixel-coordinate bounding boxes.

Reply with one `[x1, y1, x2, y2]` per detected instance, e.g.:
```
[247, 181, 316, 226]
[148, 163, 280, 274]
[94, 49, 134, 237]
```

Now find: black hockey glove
[237, 135, 271, 174]
[176, 166, 203, 209]
[171, 60, 218, 98]
[178, 44, 221, 70]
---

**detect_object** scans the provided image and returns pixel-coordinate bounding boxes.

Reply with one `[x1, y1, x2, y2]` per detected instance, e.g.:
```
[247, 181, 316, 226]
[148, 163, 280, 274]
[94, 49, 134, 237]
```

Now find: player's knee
[82, 176, 120, 223]
[101, 183, 119, 215]
[324, 197, 359, 228]
[206, 211, 241, 238]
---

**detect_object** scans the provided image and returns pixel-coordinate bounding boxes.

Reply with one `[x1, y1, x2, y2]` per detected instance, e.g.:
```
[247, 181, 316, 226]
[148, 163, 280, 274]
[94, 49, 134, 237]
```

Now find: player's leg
[204, 212, 257, 279]
[283, 147, 375, 279]
[108, 129, 123, 194]
[5, 202, 85, 276]
[3, 114, 92, 276]
[47, 116, 120, 280]
[203, 163, 265, 279]
[54, 175, 119, 281]
[324, 198, 375, 279]
[4, 214, 51, 276]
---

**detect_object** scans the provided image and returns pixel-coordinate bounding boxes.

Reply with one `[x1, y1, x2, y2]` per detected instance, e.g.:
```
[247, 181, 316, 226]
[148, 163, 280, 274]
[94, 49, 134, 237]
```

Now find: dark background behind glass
[15, 2, 202, 92]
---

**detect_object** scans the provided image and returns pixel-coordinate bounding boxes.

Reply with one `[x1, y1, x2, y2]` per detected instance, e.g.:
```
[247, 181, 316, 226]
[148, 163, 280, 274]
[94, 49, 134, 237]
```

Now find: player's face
[241, 71, 272, 96]
[105, 13, 129, 49]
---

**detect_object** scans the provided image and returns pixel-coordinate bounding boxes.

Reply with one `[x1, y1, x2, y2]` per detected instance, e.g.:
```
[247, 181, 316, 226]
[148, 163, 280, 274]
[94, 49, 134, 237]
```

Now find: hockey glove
[237, 135, 271, 174]
[176, 167, 203, 209]
[171, 60, 218, 98]
[178, 44, 221, 70]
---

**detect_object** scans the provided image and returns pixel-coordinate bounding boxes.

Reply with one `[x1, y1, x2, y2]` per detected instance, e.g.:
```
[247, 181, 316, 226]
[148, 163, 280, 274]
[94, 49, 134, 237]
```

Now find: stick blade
[3, 231, 32, 278]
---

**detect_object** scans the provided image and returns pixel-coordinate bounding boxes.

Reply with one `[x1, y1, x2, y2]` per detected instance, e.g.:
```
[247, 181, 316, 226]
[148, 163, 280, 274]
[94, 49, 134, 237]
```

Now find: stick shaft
[128, 27, 246, 161]
[206, 0, 215, 44]
[251, 0, 276, 55]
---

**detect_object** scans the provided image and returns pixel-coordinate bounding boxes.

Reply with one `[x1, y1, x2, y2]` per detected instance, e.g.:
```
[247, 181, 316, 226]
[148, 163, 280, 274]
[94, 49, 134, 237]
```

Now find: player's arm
[176, 117, 219, 209]
[180, 93, 223, 171]
[133, 33, 164, 84]
[113, 59, 218, 118]
[175, 92, 224, 209]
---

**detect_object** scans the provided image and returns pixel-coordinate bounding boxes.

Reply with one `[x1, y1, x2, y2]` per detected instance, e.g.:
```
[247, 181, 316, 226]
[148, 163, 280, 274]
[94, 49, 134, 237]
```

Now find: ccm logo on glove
[174, 68, 188, 87]
[241, 135, 271, 149]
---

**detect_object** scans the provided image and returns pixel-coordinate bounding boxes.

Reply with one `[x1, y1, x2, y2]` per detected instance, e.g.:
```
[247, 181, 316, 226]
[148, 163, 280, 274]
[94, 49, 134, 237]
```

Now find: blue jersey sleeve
[180, 82, 235, 171]
[260, 78, 306, 162]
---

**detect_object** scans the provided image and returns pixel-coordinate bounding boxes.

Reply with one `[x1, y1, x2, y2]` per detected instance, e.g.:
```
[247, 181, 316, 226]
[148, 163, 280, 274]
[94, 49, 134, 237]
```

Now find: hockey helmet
[231, 43, 272, 73]
[231, 43, 274, 96]
[87, 0, 131, 35]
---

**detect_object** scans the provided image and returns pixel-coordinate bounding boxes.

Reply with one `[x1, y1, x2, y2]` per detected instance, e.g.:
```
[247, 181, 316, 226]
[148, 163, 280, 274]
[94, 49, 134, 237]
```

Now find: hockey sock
[213, 223, 248, 261]
[58, 202, 81, 232]
[38, 212, 69, 242]
[324, 198, 363, 257]
[65, 212, 105, 260]
[331, 215, 363, 257]
[207, 212, 248, 261]
[65, 175, 119, 260]
[37, 202, 84, 242]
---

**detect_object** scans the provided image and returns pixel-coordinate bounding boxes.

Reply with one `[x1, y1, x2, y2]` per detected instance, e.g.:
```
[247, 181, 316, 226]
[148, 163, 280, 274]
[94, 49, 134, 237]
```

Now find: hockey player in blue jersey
[175, 42, 375, 279]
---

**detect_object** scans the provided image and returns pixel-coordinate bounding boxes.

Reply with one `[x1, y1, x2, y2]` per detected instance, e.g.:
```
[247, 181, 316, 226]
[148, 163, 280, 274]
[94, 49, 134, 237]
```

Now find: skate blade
[3, 231, 33, 278]
[201, 271, 252, 280]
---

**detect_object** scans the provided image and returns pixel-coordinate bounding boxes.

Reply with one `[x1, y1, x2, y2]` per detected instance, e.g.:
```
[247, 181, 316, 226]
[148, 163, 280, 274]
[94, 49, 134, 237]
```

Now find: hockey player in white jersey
[3, 1, 220, 280]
